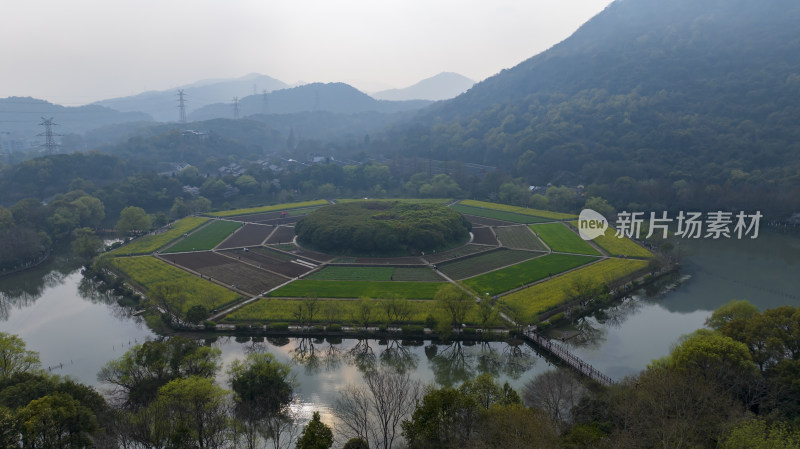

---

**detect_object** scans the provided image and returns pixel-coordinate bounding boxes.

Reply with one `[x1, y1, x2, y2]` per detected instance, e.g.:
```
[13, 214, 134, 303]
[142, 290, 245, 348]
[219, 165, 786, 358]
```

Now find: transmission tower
[232, 97, 240, 119]
[262, 89, 269, 114]
[38, 117, 60, 154]
[177, 90, 187, 123]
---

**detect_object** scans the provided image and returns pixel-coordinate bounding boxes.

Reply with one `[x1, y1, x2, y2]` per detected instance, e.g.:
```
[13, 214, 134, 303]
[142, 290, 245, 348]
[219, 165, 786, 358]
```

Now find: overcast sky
[0, 0, 613, 105]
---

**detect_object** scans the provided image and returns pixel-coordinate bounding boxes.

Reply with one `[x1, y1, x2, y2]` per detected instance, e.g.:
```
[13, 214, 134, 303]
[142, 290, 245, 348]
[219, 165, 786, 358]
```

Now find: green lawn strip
[439, 249, 542, 280]
[286, 206, 325, 216]
[451, 204, 546, 224]
[112, 256, 241, 313]
[207, 200, 329, 217]
[267, 280, 444, 299]
[493, 226, 548, 251]
[336, 198, 451, 205]
[530, 222, 601, 255]
[463, 254, 597, 296]
[162, 220, 243, 253]
[111, 216, 209, 255]
[500, 258, 650, 323]
[306, 266, 394, 281]
[223, 297, 493, 326]
[459, 200, 577, 220]
[568, 221, 653, 258]
[391, 267, 444, 281]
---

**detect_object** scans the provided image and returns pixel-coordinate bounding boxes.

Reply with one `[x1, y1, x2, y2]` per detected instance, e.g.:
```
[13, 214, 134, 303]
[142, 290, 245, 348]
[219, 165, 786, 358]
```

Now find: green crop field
[223, 297, 494, 326]
[207, 200, 329, 217]
[267, 280, 444, 299]
[112, 256, 241, 313]
[493, 226, 548, 251]
[530, 223, 602, 255]
[391, 267, 443, 281]
[451, 204, 547, 224]
[459, 200, 577, 220]
[306, 266, 395, 281]
[568, 221, 654, 258]
[111, 216, 209, 255]
[163, 220, 242, 253]
[439, 249, 542, 280]
[501, 258, 649, 323]
[463, 254, 597, 295]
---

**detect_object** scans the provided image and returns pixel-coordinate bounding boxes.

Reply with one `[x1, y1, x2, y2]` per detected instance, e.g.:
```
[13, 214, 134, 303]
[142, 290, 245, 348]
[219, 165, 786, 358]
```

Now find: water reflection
[0, 257, 77, 321]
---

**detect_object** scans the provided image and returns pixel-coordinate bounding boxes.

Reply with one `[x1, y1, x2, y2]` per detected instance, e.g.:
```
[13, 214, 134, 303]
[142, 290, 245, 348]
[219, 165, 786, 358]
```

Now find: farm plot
[267, 280, 444, 299]
[217, 223, 274, 249]
[438, 248, 542, 280]
[282, 247, 337, 262]
[111, 256, 240, 313]
[568, 221, 653, 258]
[253, 215, 304, 226]
[353, 256, 425, 265]
[265, 225, 296, 244]
[160, 251, 288, 295]
[471, 227, 499, 246]
[208, 200, 329, 217]
[463, 253, 597, 296]
[163, 220, 242, 253]
[462, 215, 519, 227]
[423, 244, 493, 264]
[494, 226, 548, 251]
[307, 266, 394, 281]
[111, 216, 209, 255]
[392, 267, 443, 281]
[530, 223, 601, 256]
[220, 247, 316, 278]
[459, 200, 577, 221]
[223, 298, 448, 325]
[451, 204, 546, 224]
[501, 258, 650, 323]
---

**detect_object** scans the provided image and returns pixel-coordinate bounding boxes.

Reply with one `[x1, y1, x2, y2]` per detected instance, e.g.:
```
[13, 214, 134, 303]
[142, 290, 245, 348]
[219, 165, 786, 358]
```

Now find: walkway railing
[522, 329, 615, 386]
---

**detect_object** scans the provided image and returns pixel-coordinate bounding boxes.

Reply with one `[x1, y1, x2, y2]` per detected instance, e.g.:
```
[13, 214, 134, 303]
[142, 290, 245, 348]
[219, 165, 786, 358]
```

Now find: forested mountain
[189, 82, 431, 121]
[93, 73, 289, 122]
[372, 72, 475, 101]
[386, 0, 800, 216]
[0, 97, 152, 142]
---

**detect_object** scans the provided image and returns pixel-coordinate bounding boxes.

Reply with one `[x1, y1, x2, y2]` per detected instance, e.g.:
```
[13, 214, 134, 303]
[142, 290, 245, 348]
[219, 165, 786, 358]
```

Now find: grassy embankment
[110, 216, 209, 256]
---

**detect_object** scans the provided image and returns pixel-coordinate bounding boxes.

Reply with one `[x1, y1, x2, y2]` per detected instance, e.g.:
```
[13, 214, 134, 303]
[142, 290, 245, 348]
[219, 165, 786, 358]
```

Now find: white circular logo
[578, 209, 608, 241]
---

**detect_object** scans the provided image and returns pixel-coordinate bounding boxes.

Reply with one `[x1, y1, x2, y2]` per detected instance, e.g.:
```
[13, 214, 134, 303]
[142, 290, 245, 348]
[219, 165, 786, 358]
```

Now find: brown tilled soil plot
[463, 214, 518, 227]
[471, 227, 499, 246]
[161, 251, 288, 295]
[217, 223, 274, 249]
[220, 247, 315, 278]
[265, 225, 296, 244]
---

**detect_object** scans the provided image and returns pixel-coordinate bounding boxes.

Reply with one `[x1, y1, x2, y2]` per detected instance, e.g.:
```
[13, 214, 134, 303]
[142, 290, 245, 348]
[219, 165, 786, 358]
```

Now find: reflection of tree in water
[77, 276, 143, 323]
[502, 339, 536, 380]
[427, 340, 474, 386]
[291, 337, 322, 374]
[0, 269, 70, 321]
[378, 339, 418, 374]
[322, 337, 342, 372]
[427, 340, 538, 386]
[347, 338, 377, 373]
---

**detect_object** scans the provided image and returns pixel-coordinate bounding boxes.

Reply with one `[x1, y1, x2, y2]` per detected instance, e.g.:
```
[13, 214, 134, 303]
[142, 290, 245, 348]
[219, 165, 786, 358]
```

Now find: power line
[177, 90, 187, 123]
[37, 117, 60, 154]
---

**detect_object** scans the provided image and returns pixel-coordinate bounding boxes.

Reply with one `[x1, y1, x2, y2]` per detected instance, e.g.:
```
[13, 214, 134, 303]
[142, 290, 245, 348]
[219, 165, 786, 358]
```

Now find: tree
[467, 404, 560, 449]
[335, 369, 422, 449]
[116, 206, 152, 236]
[522, 369, 585, 429]
[71, 227, 103, 259]
[583, 196, 615, 219]
[705, 300, 759, 331]
[17, 392, 98, 449]
[0, 332, 41, 379]
[721, 418, 800, 449]
[295, 411, 333, 449]
[342, 437, 370, 449]
[435, 284, 474, 328]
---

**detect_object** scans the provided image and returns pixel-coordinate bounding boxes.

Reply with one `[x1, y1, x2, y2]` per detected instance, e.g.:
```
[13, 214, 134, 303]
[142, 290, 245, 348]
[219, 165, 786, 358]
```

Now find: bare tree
[523, 369, 586, 429]
[334, 368, 422, 449]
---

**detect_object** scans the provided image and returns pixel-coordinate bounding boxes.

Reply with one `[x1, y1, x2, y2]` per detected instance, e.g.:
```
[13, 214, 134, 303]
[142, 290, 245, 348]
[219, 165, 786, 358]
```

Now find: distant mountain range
[372, 72, 475, 101]
[189, 82, 432, 121]
[93, 73, 289, 122]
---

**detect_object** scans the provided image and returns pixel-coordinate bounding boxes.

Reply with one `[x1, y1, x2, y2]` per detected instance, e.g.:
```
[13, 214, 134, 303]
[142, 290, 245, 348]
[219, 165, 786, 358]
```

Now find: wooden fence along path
[522, 329, 615, 386]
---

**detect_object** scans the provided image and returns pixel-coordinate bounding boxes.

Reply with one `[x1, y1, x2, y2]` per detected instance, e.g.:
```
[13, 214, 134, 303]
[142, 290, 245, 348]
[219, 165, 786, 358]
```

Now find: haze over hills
[387, 0, 800, 215]
[0, 97, 152, 145]
[189, 82, 432, 121]
[372, 72, 476, 101]
[93, 73, 289, 122]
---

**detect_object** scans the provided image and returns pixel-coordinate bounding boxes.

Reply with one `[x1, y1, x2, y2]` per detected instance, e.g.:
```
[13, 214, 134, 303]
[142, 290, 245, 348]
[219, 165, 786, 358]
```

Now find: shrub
[343, 437, 370, 449]
[270, 322, 289, 331]
[402, 325, 424, 335]
[328, 324, 342, 332]
[204, 320, 216, 329]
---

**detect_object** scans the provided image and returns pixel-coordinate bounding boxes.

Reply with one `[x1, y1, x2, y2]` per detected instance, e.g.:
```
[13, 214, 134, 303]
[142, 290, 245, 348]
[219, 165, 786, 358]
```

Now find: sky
[0, 0, 614, 106]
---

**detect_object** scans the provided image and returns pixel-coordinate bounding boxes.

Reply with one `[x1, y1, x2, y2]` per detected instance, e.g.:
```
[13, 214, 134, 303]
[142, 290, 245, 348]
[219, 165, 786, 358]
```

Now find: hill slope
[94, 73, 289, 122]
[372, 72, 475, 101]
[387, 0, 800, 215]
[189, 82, 431, 121]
